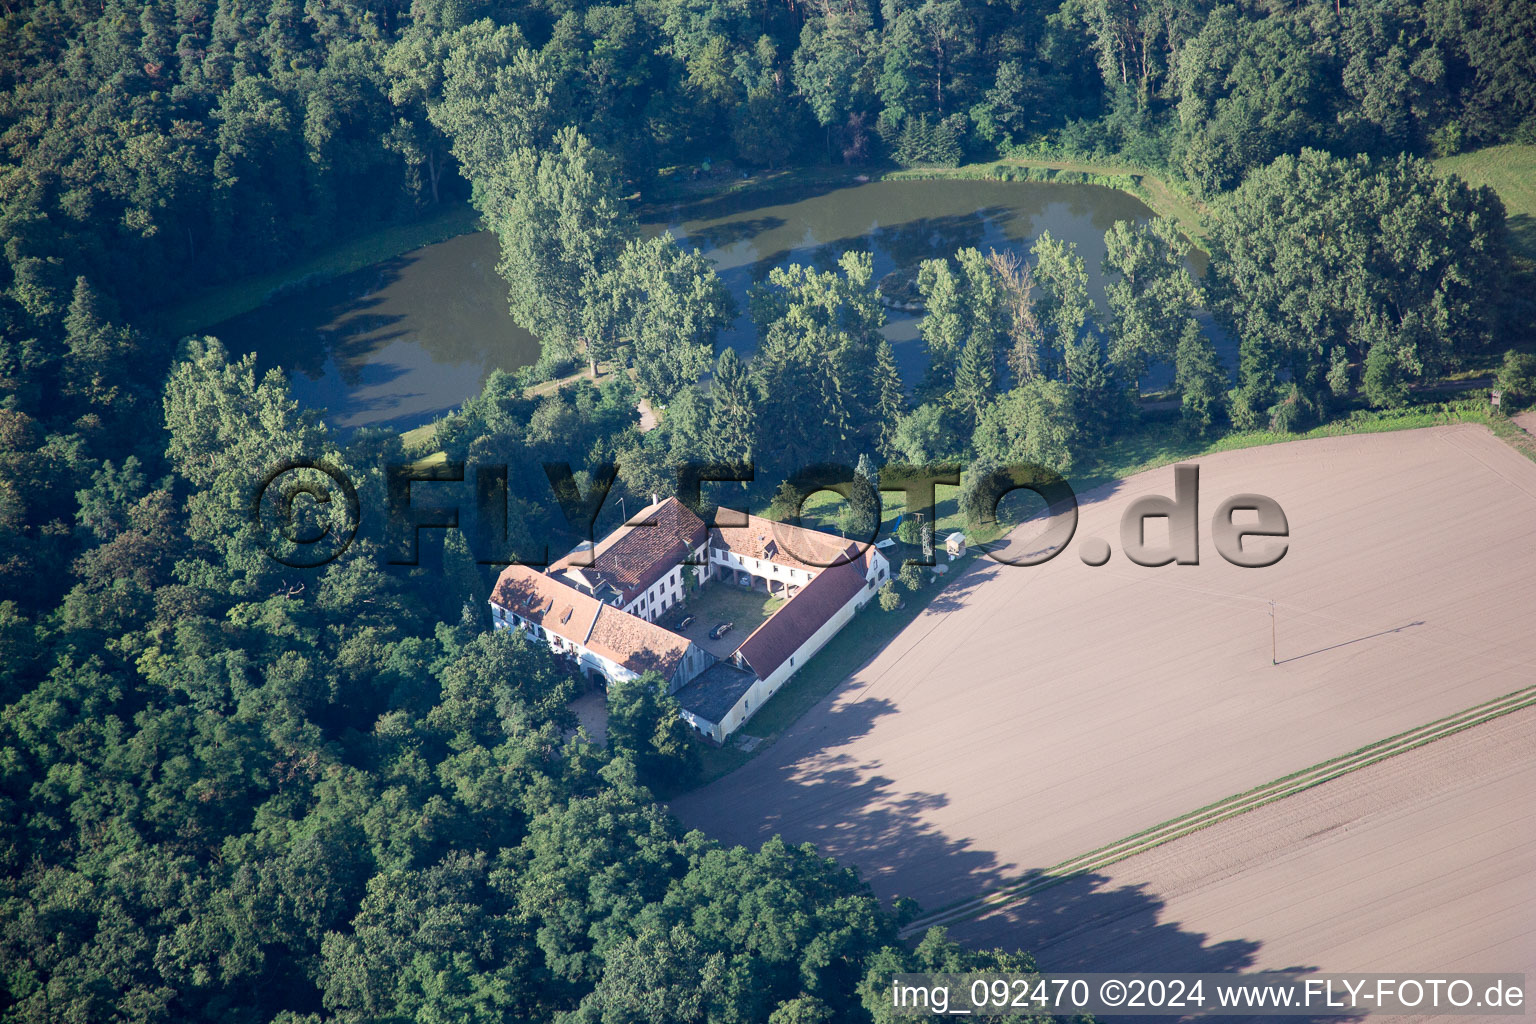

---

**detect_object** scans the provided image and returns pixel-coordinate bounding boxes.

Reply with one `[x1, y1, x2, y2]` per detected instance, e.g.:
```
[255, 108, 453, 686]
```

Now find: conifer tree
[873, 339, 907, 460]
[949, 329, 996, 435]
[710, 347, 758, 464]
[1173, 319, 1228, 435]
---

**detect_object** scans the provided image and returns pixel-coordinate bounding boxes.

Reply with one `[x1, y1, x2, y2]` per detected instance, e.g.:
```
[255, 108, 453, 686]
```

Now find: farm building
[489, 497, 890, 742]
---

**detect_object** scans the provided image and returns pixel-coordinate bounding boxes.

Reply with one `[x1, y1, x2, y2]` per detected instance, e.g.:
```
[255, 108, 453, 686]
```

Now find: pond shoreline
[209, 171, 1166, 440]
[178, 146, 1519, 453]
[158, 153, 1204, 343]
[153, 143, 1531, 351]
[154, 201, 484, 340]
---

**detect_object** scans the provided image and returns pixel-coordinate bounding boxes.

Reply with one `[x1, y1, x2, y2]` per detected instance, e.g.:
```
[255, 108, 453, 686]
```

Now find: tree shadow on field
[1506, 213, 1535, 266]
[674, 562, 1359, 1024]
[959, 473, 1134, 575]
[945, 873, 1359, 1024]
[693, 691, 1185, 925]
[686, 694, 1357, 1024]
[922, 557, 1000, 613]
[672, 692, 1017, 911]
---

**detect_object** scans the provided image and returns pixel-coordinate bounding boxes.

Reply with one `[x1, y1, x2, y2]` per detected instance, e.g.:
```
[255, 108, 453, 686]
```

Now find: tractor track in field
[898, 683, 1536, 939]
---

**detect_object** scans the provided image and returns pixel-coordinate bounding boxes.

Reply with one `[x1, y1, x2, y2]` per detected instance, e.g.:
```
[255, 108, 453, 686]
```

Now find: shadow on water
[212, 233, 540, 432]
[716, 205, 1045, 290]
[651, 174, 858, 226]
[674, 214, 789, 252]
[869, 205, 1009, 268]
[225, 178, 1177, 431]
[212, 253, 419, 382]
[699, 199, 1109, 383]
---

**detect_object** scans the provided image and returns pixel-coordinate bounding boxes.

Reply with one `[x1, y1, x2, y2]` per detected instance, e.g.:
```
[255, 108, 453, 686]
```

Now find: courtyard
[670, 581, 786, 660]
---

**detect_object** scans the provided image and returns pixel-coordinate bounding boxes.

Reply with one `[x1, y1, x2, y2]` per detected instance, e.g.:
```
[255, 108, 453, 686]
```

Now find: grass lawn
[797, 479, 973, 543]
[1072, 400, 1497, 494]
[680, 583, 784, 636]
[1435, 143, 1536, 262]
[1489, 413, 1536, 465]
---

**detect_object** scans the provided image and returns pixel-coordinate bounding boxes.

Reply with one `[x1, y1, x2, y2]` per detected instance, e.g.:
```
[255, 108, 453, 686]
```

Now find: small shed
[945, 532, 967, 559]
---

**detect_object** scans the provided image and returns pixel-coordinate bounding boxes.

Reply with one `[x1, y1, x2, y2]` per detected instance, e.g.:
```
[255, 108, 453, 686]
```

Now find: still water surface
[212, 178, 1176, 431]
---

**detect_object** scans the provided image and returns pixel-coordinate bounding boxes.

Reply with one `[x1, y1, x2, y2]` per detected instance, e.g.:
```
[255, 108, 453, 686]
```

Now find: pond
[210, 177, 1197, 433]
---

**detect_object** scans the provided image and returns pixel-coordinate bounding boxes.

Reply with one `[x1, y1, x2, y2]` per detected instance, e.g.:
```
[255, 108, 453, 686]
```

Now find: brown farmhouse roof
[733, 545, 872, 681]
[709, 506, 860, 573]
[491, 563, 694, 680]
[494, 502, 881, 694]
[550, 496, 707, 604]
[585, 604, 693, 679]
[491, 563, 602, 637]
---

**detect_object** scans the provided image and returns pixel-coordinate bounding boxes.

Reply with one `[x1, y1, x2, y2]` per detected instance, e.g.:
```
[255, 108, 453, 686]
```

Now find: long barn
[490, 497, 890, 742]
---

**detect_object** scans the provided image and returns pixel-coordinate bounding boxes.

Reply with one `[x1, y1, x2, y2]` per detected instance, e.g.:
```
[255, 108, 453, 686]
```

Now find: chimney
[651, 493, 659, 506]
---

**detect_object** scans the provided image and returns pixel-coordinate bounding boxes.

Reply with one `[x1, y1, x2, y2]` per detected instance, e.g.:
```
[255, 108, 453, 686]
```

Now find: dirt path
[636, 397, 659, 432]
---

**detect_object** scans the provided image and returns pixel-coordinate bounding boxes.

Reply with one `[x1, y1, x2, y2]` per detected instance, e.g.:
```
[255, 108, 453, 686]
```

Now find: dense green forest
[2, 0, 1534, 1020]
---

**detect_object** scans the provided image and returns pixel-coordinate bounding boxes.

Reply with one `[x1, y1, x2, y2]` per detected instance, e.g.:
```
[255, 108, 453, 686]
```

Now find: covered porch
[711, 561, 803, 599]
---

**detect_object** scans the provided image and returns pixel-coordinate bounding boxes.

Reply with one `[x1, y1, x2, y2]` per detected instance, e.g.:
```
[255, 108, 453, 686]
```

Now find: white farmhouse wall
[707, 580, 880, 741]
[492, 539, 891, 745]
[678, 706, 726, 744]
[490, 605, 637, 687]
[622, 563, 689, 622]
[709, 548, 817, 589]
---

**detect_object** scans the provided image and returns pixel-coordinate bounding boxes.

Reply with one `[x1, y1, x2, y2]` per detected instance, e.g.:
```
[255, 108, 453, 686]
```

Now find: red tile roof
[585, 604, 693, 679]
[490, 564, 693, 680]
[496, 504, 881, 694]
[491, 564, 602, 638]
[709, 507, 861, 572]
[550, 496, 707, 604]
[733, 546, 873, 681]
